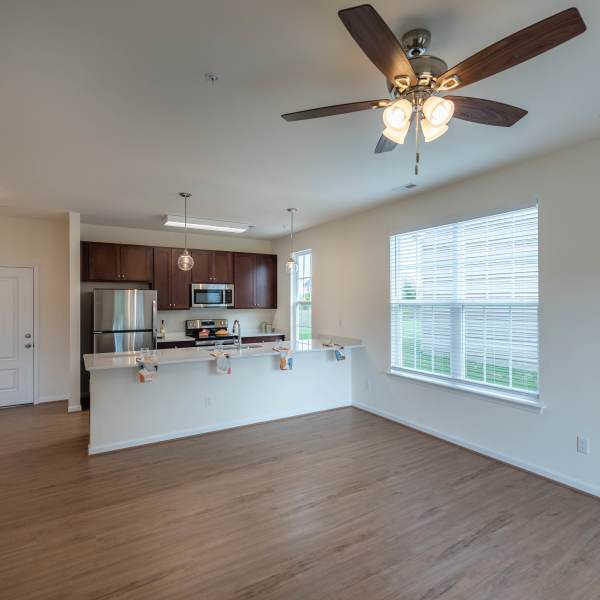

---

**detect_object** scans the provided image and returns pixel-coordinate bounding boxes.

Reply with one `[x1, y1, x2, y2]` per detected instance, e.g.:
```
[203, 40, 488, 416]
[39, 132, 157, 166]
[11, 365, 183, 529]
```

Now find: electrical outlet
[365, 378, 371, 391]
[338, 319, 343, 329]
[204, 396, 212, 408]
[577, 436, 590, 455]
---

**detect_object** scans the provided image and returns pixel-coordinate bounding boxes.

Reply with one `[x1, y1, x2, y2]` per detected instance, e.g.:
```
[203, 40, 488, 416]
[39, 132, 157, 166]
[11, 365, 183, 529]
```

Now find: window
[291, 250, 312, 341]
[390, 206, 538, 397]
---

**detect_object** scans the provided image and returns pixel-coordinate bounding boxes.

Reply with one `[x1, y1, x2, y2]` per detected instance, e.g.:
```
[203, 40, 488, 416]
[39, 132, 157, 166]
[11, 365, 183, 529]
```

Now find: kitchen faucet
[232, 320, 242, 350]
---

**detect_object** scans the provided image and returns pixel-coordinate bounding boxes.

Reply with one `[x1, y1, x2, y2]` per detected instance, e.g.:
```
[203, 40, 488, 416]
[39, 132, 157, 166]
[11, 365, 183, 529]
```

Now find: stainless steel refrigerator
[93, 289, 157, 353]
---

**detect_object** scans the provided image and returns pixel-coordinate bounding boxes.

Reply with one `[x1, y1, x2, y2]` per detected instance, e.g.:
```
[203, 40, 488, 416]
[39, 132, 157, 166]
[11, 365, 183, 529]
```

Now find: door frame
[0, 264, 39, 405]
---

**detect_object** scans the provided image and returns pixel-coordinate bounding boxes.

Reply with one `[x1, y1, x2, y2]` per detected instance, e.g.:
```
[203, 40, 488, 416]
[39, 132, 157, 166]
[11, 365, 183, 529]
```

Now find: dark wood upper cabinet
[87, 243, 120, 281]
[191, 250, 211, 283]
[255, 254, 276, 308]
[170, 248, 192, 309]
[213, 251, 233, 283]
[234, 253, 277, 309]
[152, 247, 191, 310]
[153, 247, 171, 310]
[234, 253, 256, 309]
[84, 242, 153, 282]
[83, 242, 273, 310]
[191, 250, 233, 283]
[119, 245, 153, 282]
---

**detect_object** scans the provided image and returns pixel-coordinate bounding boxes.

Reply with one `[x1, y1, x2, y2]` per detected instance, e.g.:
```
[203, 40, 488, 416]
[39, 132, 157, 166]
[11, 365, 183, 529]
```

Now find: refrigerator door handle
[152, 298, 158, 349]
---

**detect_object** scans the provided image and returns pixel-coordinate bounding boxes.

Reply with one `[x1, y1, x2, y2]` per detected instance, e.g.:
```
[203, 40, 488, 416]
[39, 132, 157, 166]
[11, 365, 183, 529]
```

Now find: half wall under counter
[84, 339, 363, 455]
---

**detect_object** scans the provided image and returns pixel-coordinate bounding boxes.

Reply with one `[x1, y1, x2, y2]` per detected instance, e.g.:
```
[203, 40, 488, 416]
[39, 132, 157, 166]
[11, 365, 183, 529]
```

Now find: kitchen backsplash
[157, 308, 276, 334]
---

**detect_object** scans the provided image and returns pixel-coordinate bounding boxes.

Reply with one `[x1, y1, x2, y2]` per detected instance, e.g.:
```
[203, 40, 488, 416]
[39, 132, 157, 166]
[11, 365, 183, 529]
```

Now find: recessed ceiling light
[164, 215, 250, 234]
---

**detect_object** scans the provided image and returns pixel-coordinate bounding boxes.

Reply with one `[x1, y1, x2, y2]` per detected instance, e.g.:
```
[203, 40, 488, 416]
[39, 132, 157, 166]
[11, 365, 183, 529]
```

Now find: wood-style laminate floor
[1, 403, 599, 600]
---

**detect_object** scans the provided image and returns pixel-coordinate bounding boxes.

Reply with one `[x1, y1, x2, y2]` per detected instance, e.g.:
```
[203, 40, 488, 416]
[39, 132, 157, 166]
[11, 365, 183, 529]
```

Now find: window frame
[388, 207, 541, 408]
[290, 249, 312, 342]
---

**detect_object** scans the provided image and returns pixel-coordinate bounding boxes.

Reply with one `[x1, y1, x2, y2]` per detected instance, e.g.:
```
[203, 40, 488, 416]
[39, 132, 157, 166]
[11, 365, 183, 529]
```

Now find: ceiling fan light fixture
[382, 121, 411, 145]
[383, 99, 412, 130]
[421, 118, 449, 143]
[423, 96, 454, 127]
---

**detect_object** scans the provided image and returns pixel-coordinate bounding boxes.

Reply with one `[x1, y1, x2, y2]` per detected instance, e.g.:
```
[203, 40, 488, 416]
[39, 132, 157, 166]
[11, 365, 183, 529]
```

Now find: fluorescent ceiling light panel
[163, 215, 250, 233]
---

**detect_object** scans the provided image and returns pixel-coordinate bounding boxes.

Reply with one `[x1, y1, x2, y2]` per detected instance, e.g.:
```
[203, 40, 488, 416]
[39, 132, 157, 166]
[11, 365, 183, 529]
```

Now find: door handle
[25, 343, 32, 349]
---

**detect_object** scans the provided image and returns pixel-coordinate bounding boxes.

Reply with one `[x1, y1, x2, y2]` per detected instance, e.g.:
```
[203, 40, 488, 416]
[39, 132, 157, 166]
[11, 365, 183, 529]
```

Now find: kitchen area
[80, 239, 361, 454]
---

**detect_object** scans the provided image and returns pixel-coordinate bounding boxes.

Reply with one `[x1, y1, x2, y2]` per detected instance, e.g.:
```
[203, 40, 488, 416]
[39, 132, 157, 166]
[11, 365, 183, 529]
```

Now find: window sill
[386, 369, 543, 413]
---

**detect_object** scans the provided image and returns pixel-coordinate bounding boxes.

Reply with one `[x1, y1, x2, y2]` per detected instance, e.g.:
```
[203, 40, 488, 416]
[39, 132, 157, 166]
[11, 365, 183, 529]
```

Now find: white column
[68, 212, 81, 412]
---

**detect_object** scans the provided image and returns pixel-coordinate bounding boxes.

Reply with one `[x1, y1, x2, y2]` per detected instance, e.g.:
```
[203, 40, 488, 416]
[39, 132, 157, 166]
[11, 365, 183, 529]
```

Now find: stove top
[185, 318, 236, 346]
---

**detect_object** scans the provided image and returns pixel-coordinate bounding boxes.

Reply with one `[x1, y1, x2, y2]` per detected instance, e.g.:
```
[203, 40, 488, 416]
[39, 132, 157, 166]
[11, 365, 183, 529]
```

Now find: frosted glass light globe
[383, 99, 412, 130]
[422, 96, 454, 127]
[177, 249, 194, 271]
[421, 118, 449, 142]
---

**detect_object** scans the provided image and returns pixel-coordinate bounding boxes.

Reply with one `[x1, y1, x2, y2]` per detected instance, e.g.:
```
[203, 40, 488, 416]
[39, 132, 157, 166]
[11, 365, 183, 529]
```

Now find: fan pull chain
[414, 108, 421, 176]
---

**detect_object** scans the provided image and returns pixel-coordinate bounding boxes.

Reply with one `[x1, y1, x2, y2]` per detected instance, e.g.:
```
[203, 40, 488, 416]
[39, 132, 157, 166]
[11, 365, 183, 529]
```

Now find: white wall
[272, 137, 600, 496]
[68, 212, 81, 412]
[0, 215, 69, 402]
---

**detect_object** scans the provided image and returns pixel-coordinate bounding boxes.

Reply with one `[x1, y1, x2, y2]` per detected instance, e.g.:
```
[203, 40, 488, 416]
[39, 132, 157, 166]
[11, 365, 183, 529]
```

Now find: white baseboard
[88, 402, 350, 455]
[68, 404, 82, 413]
[38, 395, 69, 403]
[353, 402, 600, 498]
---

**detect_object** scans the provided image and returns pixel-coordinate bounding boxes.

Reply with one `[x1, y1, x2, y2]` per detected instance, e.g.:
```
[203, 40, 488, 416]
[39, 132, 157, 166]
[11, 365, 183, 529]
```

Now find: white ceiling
[0, 0, 598, 238]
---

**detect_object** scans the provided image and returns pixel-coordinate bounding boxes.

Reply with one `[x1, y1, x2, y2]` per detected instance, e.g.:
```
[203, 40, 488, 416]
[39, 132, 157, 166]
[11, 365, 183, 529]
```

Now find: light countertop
[84, 338, 362, 371]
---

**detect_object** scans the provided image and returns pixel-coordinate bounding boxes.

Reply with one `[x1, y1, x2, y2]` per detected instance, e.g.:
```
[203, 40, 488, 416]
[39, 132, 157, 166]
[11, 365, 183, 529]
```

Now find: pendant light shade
[286, 208, 298, 274]
[383, 99, 412, 131]
[177, 249, 194, 271]
[421, 118, 449, 142]
[382, 121, 411, 144]
[177, 192, 195, 271]
[422, 96, 454, 127]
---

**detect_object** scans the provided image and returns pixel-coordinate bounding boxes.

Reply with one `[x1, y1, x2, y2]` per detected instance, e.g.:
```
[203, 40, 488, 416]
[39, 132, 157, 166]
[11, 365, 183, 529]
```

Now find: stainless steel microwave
[191, 283, 234, 308]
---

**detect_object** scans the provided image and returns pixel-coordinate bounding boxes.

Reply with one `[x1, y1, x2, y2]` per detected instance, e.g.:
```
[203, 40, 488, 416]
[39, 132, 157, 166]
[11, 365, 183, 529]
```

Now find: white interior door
[0, 267, 34, 407]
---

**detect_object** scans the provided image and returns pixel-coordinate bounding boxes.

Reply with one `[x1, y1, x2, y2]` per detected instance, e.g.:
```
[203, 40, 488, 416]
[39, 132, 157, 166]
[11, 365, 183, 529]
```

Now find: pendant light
[285, 208, 298, 274]
[177, 192, 194, 271]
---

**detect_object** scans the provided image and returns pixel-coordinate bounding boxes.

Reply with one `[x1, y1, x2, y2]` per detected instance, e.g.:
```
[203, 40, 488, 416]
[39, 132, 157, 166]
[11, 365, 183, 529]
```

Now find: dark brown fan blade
[437, 7, 586, 91]
[282, 99, 389, 122]
[374, 134, 397, 154]
[446, 96, 527, 127]
[338, 4, 417, 85]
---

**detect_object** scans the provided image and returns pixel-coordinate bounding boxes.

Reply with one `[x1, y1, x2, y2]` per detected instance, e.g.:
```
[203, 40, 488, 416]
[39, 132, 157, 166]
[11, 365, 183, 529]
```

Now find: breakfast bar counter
[84, 338, 363, 455]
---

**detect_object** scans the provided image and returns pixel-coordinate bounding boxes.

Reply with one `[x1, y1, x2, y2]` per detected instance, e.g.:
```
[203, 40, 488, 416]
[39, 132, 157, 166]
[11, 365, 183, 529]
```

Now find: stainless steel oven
[191, 283, 234, 308]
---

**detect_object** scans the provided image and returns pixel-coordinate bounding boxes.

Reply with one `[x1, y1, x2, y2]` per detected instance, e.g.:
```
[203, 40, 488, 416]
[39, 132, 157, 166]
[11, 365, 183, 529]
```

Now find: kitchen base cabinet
[242, 335, 285, 344]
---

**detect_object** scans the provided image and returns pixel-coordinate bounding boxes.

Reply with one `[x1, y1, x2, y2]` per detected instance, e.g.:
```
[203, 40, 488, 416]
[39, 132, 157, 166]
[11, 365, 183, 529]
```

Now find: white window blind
[291, 250, 312, 341]
[390, 206, 538, 396]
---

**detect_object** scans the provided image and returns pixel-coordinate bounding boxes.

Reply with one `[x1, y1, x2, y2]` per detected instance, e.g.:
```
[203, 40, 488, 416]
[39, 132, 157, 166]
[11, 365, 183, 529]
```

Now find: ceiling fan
[282, 4, 586, 172]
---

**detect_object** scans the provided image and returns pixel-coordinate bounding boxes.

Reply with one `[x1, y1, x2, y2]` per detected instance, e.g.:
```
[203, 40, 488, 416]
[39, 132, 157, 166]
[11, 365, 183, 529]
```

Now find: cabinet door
[153, 247, 172, 309]
[170, 249, 192, 309]
[255, 254, 277, 309]
[120, 245, 153, 282]
[191, 250, 211, 282]
[213, 251, 233, 283]
[87, 243, 120, 281]
[233, 253, 256, 308]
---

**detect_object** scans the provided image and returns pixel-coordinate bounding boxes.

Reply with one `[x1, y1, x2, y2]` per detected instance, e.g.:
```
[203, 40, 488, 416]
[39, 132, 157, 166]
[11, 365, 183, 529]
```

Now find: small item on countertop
[211, 350, 231, 375]
[136, 354, 157, 382]
[159, 320, 166, 338]
[334, 346, 346, 361]
[198, 329, 210, 338]
[321, 341, 346, 360]
[215, 329, 229, 337]
[274, 346, 293, 370]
